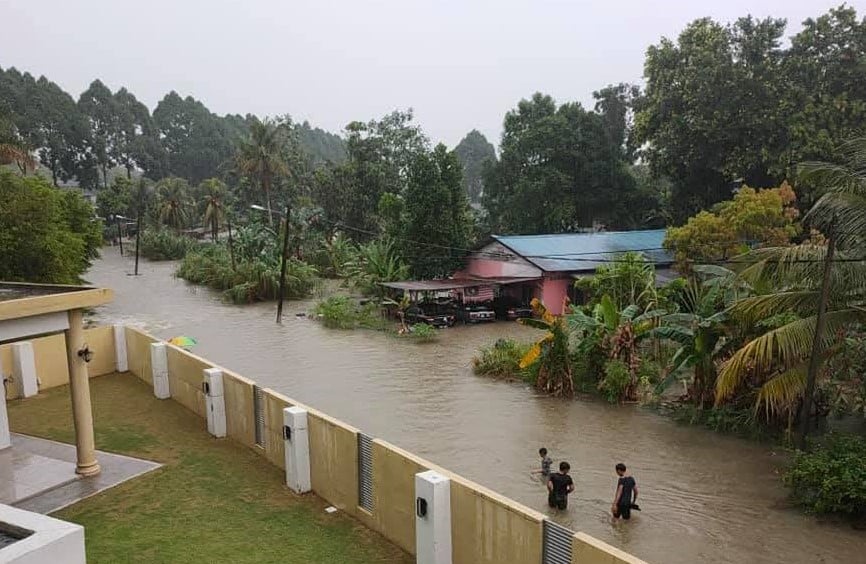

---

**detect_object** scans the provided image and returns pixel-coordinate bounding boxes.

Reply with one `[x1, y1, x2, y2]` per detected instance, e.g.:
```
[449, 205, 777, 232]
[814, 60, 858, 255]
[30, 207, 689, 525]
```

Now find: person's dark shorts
[615, 503, 632, 520]
[548, 492, 567, 510]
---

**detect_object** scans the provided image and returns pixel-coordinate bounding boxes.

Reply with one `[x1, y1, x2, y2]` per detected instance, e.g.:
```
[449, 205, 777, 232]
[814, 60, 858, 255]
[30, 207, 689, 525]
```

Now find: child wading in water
[547, 461, 574, 510]
[532, 447, 553, 478]
[611, 463, 639, 520]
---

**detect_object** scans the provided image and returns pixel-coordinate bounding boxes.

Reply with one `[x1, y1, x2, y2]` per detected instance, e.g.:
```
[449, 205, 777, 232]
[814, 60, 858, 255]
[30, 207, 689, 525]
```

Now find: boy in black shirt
[547, 461, 574, 510]
[611, 462, 638, 520]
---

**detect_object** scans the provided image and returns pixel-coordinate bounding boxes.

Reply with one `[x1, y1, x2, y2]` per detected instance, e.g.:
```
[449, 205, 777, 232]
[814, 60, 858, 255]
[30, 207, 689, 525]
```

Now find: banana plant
[519, 299, 574, 397]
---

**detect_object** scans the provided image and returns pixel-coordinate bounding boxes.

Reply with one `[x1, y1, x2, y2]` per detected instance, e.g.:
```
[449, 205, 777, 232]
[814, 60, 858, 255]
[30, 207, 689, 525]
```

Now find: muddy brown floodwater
[87, 251, 864, 563]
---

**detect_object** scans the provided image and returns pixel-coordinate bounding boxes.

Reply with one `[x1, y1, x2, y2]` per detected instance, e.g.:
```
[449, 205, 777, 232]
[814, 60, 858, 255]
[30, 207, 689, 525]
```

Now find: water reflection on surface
[87, 251, 864, 564]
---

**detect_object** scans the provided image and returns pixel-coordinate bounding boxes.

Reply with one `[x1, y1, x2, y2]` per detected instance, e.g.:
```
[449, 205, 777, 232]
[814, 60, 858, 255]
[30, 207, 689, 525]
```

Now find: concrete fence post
[415, 470, 452, 564]
[283, 406, 311, 494]
[11, 341, 38, 398]
[203, 368, 226, 438]
[113, 324, 128, 373]
[0, 385, 10, 449]
[150, 343, 170, 399]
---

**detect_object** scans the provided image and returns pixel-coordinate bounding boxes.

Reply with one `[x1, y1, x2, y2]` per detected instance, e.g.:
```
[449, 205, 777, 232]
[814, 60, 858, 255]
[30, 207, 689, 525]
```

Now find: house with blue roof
[455, 229, 674, 315]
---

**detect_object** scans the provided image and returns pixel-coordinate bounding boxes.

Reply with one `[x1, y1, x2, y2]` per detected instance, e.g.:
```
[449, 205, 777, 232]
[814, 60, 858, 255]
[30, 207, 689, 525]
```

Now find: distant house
[455, 229, 674, 315]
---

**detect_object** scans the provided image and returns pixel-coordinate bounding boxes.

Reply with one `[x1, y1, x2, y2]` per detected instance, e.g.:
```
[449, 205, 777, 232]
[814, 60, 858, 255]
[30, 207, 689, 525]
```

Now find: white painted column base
[203, 368, 226, 438]
[12, 341, 38, 398]
[283, 406, 311, 493]
[415, 470, 452, 564]
[114, 324, 129, 373]
[150, 342, 170, 399]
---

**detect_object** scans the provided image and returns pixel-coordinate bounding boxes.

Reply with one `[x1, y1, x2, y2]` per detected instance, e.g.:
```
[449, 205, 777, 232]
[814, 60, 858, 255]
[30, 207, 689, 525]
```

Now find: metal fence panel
[253, 385, 264, 447]
[358, 432, 374, 511]
[542, 519, 573, 564]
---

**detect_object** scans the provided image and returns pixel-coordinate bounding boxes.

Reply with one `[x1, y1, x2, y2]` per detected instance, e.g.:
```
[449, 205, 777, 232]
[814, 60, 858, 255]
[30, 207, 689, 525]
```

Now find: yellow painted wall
[222, 370, 256, 448]
[2, 325, 116, 399]
[369, 440, 431, 554]
[308, 410, 361, 516]
[165, 346, 208, 419]
[572, 532, 649, 564]
[450, 476, 545, 564]
[125, 326, 155, 385]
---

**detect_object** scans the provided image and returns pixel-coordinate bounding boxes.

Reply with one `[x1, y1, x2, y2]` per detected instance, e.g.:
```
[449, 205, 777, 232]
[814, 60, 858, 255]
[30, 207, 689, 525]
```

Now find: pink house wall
[538, 277, 571, 315]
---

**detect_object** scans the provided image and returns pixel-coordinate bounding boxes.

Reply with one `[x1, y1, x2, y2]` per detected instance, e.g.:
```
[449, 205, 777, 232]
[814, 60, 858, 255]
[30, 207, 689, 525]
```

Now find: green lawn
[8, 374, 411, 564]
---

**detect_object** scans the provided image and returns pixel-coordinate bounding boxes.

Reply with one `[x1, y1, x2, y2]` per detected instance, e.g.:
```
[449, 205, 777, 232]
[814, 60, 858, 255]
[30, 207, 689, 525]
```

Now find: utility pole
[276, 202, 291, 324]
[114, 215, 124, 256]
[226, 213, 236, 272]
[796, 229, 835, 450]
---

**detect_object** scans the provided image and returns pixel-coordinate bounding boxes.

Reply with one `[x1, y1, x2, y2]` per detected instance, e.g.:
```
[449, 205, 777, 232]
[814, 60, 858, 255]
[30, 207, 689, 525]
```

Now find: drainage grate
[542, 519, 574, 564]
[0, 524, 32, 549]
[253, 385, 265, 447]
[357, 433, 374, 511]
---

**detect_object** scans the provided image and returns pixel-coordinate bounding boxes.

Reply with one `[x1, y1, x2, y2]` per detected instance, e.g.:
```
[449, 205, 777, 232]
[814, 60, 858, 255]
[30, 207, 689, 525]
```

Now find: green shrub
[637, 359, 662, 384]
[408, 322, 437, 342]
[313, 296, 358, 329]
[784, 434, 866, 518]
[599, 359, 630, 403]
[473, 339, 530, 380]
[176, 244, 317, 304]
[138, 229, 196, 260]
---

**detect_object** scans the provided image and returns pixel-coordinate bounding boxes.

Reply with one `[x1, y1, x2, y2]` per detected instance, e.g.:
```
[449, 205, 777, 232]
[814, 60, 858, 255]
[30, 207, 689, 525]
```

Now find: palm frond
[651, 325, 694, 344]
[728, 291, 819, 322]
[715, 308, 866, 402]
[755, 366, 806, 418]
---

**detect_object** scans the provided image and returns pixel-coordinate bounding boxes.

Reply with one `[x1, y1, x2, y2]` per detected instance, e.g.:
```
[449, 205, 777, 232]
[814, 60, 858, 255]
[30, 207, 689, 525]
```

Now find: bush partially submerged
[138, 229, 196, 261]
[784, 434, 866, 518]
[473, 339, 531, 380]
[177, 244, 317, 304]
[313, 296, 388, 331]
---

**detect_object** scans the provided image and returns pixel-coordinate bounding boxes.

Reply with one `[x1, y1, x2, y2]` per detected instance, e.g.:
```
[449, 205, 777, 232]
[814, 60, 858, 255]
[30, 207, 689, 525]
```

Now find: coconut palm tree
[199, 178, 227, 242]
[716, 138, 866, 443]
[156, 177, 191, 232]
[235, 118, 290, 226]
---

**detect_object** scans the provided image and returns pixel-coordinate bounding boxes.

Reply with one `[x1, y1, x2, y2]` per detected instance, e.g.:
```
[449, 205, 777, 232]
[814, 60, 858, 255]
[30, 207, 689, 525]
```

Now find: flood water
[87, 251, 863, 564]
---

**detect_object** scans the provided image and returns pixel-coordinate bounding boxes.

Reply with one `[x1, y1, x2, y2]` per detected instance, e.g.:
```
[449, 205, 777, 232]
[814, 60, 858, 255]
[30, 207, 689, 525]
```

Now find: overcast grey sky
[0, 0, 851, 148]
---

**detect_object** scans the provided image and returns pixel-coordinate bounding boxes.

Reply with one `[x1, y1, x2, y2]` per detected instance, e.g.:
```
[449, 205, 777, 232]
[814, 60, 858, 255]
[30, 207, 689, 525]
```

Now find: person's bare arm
[547, 478, 553, 493]
[567, 482, 575, 493]
[612, 484, 623, 509]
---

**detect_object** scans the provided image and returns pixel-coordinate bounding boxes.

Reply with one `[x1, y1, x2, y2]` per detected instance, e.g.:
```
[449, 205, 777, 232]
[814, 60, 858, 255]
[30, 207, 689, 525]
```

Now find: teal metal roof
[492, 229, 671, 272]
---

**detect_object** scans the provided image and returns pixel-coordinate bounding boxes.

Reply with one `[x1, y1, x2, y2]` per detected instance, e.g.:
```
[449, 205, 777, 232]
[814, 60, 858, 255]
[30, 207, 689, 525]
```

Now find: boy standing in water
[532, 447, 553, 478]
[611, 463, 638, 520]
[547, 461, 575, 510]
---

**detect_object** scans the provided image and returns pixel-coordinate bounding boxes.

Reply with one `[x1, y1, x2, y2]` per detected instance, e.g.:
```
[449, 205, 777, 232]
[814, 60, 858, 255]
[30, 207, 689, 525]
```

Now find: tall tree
[152, 91, 236, 184]
[453, 130, 496, 204]
[155, 177, 191, 231]
[234, 117, 292, 225]
[112, 87, 156, 179]
[593, 83, 641, 161]
[403, 144, 472, 278]
[78, 79, 119, 188]
[483, 93, 640, 234]
[199, 178, 227, 242]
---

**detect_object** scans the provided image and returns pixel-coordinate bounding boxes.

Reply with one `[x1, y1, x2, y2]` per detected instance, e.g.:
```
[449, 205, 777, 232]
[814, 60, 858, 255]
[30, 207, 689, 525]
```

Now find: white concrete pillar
[150, 343, 170, 399]
[283, 406, 311, 494]
[11, 341, 38, 398]
[113, 324, 128, 373]
[203, 368, 226, 438]
[415, 470, 452, 564]
[0, 391, 10, 450]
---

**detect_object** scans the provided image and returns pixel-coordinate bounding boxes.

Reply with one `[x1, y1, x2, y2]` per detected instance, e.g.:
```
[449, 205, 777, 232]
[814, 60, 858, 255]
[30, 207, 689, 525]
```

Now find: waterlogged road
[87, 251, 864, 564]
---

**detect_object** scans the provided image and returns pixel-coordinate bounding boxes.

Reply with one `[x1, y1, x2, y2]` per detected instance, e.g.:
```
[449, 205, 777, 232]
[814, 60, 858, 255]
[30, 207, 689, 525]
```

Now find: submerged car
[506, 305, 533, 320]
[404, 304, 456, 328]
[460, 303, 496, 323]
